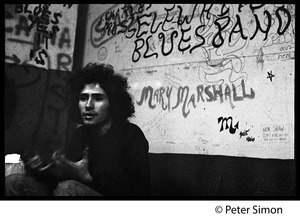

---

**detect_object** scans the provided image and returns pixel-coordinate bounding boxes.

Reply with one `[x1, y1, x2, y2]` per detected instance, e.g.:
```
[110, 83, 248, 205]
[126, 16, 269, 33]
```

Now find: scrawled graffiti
[89, 4, 294, 63]
[136, 78, 254, 118]
[5, 4, 75, 158]
[218, 116, 239, 134]
[267, 70, 275, 82]
[239, 129, 250, 138]
[5, 4, 75, 70]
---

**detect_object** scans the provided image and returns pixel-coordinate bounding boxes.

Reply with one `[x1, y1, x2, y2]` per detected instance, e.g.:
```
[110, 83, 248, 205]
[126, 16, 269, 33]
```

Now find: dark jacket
[65, 121, 150, 196]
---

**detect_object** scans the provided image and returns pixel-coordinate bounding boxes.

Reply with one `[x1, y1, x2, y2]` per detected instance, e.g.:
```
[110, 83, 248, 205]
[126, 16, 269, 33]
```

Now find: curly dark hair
[68, 63, 135, 123]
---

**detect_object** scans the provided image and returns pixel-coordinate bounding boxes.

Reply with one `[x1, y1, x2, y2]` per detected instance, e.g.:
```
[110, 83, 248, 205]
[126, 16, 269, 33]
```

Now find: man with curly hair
[52, 63, 151, 196]
[9, 63, 150, 196]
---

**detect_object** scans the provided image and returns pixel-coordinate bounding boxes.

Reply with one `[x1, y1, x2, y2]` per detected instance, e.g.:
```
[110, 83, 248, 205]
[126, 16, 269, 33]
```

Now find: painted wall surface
[82, 4, 295, 159]
[5, 4, 78, 159]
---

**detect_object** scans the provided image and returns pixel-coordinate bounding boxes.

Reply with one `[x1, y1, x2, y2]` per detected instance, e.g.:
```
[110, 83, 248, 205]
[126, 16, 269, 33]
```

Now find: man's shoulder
[115, 121, 145, 136]
[125, 122, 141, 129]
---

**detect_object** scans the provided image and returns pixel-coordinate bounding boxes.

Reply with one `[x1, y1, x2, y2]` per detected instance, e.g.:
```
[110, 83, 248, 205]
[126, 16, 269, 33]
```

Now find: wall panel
[83, 4, 295, 159]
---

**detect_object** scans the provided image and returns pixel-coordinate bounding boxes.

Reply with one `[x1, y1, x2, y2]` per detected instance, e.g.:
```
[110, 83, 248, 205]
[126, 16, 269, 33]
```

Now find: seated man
[5, 63, 150, 196]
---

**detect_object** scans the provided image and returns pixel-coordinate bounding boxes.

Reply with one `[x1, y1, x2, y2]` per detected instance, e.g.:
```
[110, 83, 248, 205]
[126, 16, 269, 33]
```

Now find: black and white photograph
[3, 4, 297, 212]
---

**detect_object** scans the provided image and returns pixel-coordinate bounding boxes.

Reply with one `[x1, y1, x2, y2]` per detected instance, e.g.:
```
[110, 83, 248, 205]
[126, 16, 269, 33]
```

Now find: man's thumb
[83, 147, 89, 160]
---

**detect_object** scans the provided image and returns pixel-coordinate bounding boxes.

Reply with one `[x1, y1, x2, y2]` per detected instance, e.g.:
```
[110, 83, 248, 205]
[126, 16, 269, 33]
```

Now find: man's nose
[85, 97, 94, 109]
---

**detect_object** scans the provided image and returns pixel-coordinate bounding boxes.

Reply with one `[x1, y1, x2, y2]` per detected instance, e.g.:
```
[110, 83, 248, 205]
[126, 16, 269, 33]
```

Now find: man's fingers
[26, 154, 44, 169]
[83, 147, 89, 159]
[52, 150, 62, 160]
[52, 152, 75, 170]
[37, 163, 53, 172]
[52, 150, 67, 164]
[26, 154, 40, 164]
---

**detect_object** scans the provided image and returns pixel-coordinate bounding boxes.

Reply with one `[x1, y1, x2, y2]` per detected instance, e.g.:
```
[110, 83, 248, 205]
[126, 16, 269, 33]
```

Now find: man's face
[78, 83, 111, 126]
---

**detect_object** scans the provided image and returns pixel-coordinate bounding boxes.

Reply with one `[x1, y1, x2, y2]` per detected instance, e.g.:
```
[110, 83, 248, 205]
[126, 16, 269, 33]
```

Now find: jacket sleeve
[64, 126, 86, 162]
[128, 124, 151, 196]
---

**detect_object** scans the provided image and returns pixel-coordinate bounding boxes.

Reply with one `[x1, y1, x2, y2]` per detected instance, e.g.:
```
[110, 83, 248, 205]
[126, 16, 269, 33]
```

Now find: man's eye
[79, 95, 88, 101]
[94, 96, 103, 101]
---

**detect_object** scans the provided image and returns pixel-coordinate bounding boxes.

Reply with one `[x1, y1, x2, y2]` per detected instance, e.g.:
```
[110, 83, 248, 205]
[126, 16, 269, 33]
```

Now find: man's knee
[54, 180, 84, 196]
[5, 174, 48, 196]
[56, 180, 78, 189]
[54, 180, 102, 196]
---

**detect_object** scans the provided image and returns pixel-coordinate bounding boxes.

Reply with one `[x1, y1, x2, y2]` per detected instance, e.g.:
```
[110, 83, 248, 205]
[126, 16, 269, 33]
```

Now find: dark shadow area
[149, 153, 296, 197]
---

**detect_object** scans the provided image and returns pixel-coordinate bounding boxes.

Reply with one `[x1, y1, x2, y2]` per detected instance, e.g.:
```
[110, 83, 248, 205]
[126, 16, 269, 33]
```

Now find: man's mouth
[83, 112, 97, 120]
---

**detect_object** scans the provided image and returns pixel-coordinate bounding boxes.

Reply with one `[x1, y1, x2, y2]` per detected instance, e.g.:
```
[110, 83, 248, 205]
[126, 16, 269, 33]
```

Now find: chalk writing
[273, 124, 284, 132]
[256, 48, 264, 66]
[98, 47, 108, 61]
[261, 124, 290, 143]
[197, 51, 248, 95]
[278, 45, 295, 61]
[278, 52, 294, 61]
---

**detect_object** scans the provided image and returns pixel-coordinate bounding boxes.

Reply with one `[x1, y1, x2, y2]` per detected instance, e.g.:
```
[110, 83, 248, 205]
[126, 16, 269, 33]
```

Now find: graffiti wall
[80, 4, 293, 159]
[5, 4, 78, 159]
